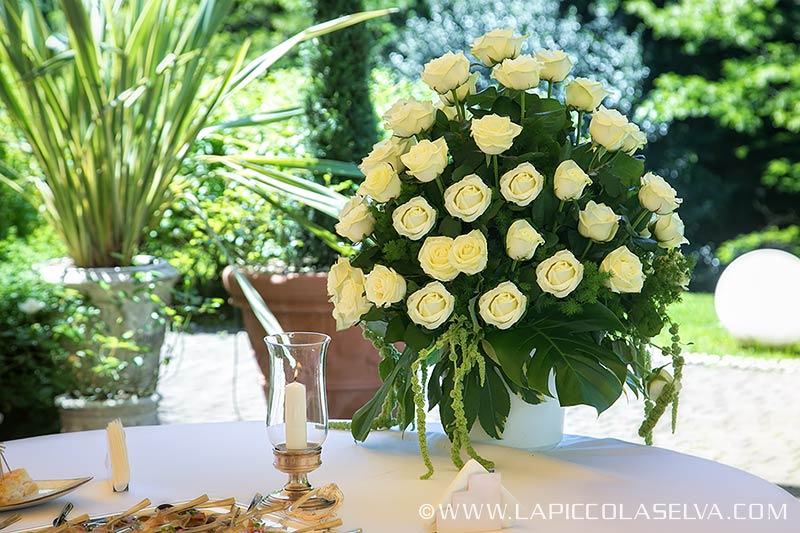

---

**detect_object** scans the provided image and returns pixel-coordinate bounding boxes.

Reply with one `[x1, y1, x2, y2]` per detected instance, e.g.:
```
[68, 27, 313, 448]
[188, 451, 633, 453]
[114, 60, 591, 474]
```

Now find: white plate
[0, 477, 93, 512]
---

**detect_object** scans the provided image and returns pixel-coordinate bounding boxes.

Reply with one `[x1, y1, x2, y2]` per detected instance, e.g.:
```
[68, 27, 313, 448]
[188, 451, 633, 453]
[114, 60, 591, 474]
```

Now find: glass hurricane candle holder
[265, 332, 331, 509]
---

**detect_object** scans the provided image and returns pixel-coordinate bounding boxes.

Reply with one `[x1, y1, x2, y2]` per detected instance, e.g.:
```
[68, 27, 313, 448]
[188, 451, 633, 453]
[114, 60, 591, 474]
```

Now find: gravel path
[157, 331, 800, 489]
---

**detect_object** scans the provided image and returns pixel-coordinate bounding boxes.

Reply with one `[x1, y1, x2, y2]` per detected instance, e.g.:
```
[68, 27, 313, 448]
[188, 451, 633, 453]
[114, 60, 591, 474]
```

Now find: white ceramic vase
[470, 373, 564, 450]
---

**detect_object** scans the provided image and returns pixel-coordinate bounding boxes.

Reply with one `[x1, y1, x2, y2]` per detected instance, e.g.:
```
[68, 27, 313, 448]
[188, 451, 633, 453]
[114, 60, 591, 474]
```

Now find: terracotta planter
[222, 267, 381, 419]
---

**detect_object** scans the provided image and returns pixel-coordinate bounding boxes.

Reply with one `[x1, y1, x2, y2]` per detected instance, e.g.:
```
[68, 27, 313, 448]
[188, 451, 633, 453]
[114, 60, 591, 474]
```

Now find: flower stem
[520, 90, 526, 121]
[492, 155, 499, 186]
[435, 176, 445, 196]
[547, 80, 553, 98]
[581, 239, 593, 260]
[631, 209, 650, 231]
[575, 111, 583, 146]
[451, 89, 465, 122]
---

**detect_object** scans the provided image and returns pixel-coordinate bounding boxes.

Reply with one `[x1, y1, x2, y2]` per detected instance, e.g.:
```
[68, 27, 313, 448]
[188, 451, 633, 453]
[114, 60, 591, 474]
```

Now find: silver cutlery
[53, 502, 74, 526]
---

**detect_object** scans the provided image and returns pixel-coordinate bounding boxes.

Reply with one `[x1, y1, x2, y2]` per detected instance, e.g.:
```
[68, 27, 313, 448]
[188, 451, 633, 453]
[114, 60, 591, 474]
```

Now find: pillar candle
[284, 381, 307, 449]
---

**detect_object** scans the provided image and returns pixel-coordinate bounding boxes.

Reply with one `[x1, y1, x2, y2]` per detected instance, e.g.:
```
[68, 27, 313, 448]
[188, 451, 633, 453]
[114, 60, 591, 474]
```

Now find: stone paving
[157, 331, 800, 490]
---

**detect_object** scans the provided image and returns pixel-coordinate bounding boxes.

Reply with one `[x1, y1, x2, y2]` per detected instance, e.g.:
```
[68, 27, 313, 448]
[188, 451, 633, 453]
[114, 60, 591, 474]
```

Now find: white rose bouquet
[332, 29, 692, 477]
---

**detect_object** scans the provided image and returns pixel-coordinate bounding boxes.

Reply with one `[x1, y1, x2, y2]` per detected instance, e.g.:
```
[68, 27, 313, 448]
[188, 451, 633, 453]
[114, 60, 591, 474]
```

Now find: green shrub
[384, 0, 648, 113]
[303, 0, 379, 161]
[0, 239, 76, 439]
[716, 226, 800, 265]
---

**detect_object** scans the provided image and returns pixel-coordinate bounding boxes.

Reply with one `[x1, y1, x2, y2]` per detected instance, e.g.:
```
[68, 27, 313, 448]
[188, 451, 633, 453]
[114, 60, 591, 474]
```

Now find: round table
[4, 422, 798, 532]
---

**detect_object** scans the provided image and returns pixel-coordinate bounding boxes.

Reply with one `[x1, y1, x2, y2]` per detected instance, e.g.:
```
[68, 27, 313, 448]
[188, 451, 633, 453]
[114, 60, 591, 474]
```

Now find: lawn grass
[654, 293, 800, 359]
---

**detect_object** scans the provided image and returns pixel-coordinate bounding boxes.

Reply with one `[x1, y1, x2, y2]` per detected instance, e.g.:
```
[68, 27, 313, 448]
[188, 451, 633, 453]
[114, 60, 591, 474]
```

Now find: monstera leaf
[485, 303, 628, 414]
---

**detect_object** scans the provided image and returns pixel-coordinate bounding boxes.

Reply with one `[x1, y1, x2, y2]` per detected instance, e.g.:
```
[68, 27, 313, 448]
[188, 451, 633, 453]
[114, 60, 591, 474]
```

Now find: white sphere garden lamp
[714, 249, 800, 346]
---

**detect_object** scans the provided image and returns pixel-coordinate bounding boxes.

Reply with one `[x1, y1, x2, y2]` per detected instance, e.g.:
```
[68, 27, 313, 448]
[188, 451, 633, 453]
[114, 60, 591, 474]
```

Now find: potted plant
[323, 29, 692, 477]
[0, 0, 392, 428]
[219, 197, 382, 419]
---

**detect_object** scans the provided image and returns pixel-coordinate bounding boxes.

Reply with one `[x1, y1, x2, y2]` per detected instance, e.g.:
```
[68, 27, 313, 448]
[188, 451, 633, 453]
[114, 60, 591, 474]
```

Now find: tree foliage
[304, 0, 380, 161]
[627, 0, 800, 277]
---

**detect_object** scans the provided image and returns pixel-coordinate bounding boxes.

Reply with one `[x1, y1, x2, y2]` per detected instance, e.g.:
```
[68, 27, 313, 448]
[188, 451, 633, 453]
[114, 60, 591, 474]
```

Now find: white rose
[499, 162, 544, 206]
[357, 162, 401, 203]
[599, 246, 644, 294]
[652, 213, 689, 249]
[418, 236, 459, 282]
[565, 77, 608, 112]
[622, 122, 647, 154]
[435, 101, 458, 121]
[536, 249, 584, 298]
[553, 160, 592, 200]
[589, 106, 630, 151]
[492, 55, 541, 91]
[365, 265, 407, 308]
[470, 28, 525, 67]
[332, 278, 371, 330]
[18, 297, 45, 315]
[449, 230, 488, 275]
[648, 368, 676, 400]
[638, 172, 682, 215]
[478, 281, 527, 330]
[383, 98, 436, 138]
[578, 200, 621, 243]
[392, 196, 437, 240]
[359, 137, 412, 175]
[506, 219, 545, 261]
[470, 114, 523, 155]
[440, 72, 479, 106]
[406, 281, 455, 330]
[421, 51, 471, 94]
[335, 196, 375, 243]
[400, 137, 449, 183]
[535, 49, 573, 82]
[443, 174, 492, 222]
[327, 257, 364, 299]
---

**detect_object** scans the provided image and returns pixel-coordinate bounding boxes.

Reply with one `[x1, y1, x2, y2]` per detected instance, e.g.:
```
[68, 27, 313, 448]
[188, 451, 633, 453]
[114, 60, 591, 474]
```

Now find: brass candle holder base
[267, 445, 334, 510]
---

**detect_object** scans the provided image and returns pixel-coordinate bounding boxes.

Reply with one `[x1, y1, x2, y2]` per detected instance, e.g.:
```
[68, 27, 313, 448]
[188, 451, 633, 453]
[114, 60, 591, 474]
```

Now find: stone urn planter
[222, 266, 381, 418]
[40, 256, 179, 431]
[54, 394, 161, 432]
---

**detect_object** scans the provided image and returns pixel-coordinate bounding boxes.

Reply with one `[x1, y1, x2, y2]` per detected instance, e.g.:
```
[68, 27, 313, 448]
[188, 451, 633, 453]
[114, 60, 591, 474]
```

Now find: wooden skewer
[167, 495, 210, 515]
[290, 518, 343, 533]
[107, 499, 151, 528]
[0, 514, 22, 532]
[200, 498, 236, 509]
[46, 514, 91, 533]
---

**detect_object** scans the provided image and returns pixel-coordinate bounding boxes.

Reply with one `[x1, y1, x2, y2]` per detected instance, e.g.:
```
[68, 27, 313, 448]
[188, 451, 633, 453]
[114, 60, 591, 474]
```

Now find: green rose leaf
[466, 86, 499, 110]
[438, 216, 462, 237]
[405, 322, 435, 352]
[384, 315, 407, 343]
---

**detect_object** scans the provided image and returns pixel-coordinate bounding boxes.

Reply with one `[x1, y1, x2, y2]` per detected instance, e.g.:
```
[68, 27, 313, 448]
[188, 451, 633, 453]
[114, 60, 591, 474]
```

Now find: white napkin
[426, 459, 519, 532]
[106, 419, 130, 492]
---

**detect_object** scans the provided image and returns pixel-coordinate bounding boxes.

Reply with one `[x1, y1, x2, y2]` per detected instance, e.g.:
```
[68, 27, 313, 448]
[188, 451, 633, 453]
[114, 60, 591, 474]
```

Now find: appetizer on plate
[1, 443, 39, 505]
[0, 468, 39, 505]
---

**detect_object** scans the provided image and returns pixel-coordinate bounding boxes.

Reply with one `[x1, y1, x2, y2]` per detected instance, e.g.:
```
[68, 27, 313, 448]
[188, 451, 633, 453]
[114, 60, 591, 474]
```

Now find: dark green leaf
[404, 322, 434, 352]
[438, 216, 462, 237]
[351, 346, 414, 441]
[478, 367, 511, 439]
[384, 316, 406, 343]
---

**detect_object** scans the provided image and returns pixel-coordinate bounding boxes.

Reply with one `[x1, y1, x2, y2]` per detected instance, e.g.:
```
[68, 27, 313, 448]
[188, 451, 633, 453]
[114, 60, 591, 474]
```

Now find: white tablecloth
[5, 422, 798, 532]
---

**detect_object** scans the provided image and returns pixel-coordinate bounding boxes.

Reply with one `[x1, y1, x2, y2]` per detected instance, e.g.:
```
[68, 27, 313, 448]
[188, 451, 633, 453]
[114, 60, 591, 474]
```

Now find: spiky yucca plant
[0, 0, 388, 267]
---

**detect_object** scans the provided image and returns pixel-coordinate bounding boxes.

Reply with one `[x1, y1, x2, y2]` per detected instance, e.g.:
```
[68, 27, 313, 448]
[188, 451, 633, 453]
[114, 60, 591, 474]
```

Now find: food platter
[0, 478, 93, 512]
[6, 495, 343, 533]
